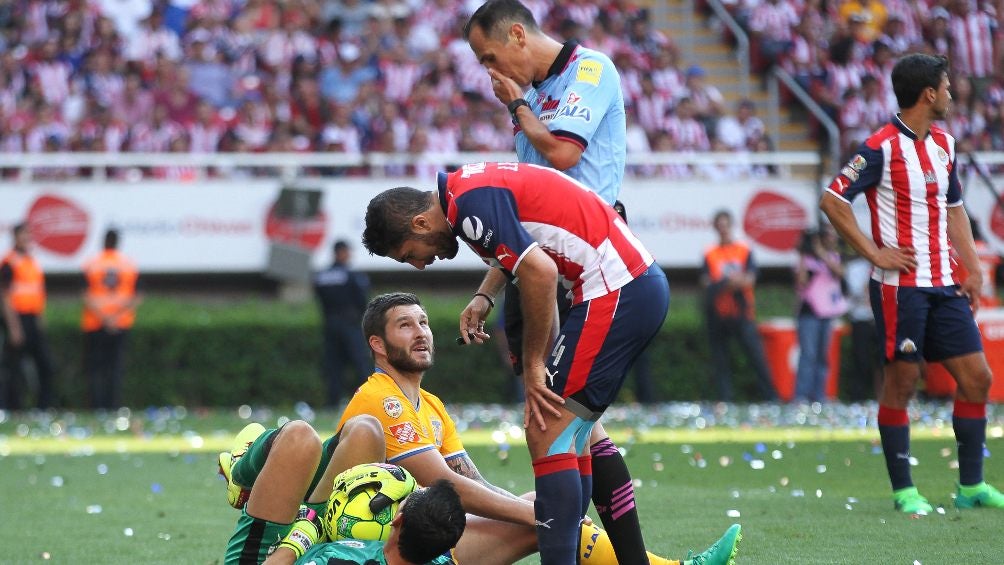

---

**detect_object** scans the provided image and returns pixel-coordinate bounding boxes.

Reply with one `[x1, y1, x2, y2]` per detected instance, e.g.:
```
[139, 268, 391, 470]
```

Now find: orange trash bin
[758, 317, 846, 402]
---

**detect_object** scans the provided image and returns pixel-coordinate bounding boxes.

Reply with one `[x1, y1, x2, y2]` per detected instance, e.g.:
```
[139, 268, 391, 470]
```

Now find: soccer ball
[324, 463, 417, 542]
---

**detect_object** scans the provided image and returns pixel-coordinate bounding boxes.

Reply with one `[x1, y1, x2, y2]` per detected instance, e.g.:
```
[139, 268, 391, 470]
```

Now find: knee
[277, 420, 322, 459]
[340, 414, 383, 445]
[959, 367, 993, 398]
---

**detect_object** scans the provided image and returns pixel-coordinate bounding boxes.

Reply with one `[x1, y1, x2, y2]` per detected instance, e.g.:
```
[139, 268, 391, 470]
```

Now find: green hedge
[33, 288, 812, 408]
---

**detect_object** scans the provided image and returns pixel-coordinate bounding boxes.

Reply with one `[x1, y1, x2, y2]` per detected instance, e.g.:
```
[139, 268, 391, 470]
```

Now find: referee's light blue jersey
[515, 42, 626, 206]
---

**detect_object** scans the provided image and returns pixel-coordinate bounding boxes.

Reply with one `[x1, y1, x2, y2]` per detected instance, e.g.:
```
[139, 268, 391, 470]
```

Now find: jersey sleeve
[453, 187, 538, 275]
[547, 53, 620, 150]
[825, 144, 884, 203]
[946, 154, 962, 206]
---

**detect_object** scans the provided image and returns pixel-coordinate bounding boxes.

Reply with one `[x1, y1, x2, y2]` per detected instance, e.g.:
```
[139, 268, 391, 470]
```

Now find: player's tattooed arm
[447, 454, 522, 501]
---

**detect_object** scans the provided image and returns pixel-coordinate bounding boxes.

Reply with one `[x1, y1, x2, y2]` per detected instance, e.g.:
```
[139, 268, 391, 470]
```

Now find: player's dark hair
[362, 292, 424, 344]
[396, 480, 466, 563]
[104, 229, 119, 250]
[892, 53, 948, 109]
[362, 187, 431, 257]
[463, 0, 539, 41]
[334, 239, 349, 253]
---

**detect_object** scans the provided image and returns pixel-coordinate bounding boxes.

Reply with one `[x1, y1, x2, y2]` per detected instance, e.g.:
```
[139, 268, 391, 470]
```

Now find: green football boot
[892, 486, 933, 515]
[684, 523, 742, 565]
[956, 482, 1004, 509]
[218, 422, 266, 508]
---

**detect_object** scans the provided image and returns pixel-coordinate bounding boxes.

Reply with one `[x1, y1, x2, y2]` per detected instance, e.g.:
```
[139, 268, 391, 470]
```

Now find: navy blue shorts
[870, 280, 983, 363]
[547, 265, 669, 411]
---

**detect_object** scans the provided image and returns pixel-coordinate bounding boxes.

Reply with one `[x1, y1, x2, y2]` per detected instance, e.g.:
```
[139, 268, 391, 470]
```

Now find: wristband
[473, 292, 495, 309]
[507, 98, 529, 123]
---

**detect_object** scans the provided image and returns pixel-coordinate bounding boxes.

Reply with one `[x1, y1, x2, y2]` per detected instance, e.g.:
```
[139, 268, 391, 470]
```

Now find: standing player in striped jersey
[363, 162, 736, 565]
[463, 4, 666, 563]
[821, 53, 1003, 513]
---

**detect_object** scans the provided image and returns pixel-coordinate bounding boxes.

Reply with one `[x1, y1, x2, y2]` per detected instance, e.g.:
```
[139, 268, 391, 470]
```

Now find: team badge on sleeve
[382, 396, 403, 419]
[849, 154, 867, 171]
[575, 60, 602, 86]
[388, 422, 418, 444]
[462, 216, 484, 241]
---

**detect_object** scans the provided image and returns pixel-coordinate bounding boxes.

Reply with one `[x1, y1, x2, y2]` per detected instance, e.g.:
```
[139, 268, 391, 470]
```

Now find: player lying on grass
[263, 465, 465, 565]
[219, 292, 741, 565]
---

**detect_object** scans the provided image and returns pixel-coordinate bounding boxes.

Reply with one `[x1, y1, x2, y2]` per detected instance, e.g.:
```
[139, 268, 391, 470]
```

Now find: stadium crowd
[719, 0, 1004, 159]
[0, 0, 773, 180]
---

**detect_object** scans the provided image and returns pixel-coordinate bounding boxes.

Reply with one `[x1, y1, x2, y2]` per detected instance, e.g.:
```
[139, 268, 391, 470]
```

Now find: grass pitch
[1, 409, 1002, 564]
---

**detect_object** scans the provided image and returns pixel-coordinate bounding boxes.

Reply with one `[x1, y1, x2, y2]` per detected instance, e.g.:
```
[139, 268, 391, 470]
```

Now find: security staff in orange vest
[1, 222, 56, 410]
[701, 209, 779, 402]
[82, 228, 140, 410]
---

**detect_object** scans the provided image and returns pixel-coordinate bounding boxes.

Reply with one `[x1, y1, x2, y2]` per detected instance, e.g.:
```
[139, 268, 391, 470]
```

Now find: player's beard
[417, 230, 459, 260]
[386, 340, 434, 373]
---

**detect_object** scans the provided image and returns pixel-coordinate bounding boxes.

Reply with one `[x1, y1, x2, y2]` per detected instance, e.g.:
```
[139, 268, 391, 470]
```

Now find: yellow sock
[579, 522, 681, 565]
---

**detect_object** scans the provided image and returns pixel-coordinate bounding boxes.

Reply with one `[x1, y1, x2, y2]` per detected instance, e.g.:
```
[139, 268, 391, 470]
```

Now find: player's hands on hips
[959, 271, 983, 315]
[522, 363, 565, 431]
[872, 246, 916, 272]
[487, 68, 522, 105]
[458, 298, 492, 345]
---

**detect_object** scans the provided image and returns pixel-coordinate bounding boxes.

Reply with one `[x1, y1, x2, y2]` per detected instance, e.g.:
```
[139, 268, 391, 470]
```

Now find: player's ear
[369, 335, 386, 356]
[509, 22, 525, 45]
[411, 213, 433, 234]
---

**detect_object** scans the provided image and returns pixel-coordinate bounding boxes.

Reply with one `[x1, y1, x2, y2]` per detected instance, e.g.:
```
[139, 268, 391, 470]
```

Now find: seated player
[220, 292, 741, 565]
[263, 473, 466, 565]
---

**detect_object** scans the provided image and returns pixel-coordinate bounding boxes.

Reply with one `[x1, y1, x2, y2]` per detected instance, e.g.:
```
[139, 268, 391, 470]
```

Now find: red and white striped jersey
[949, 11, 998, 78]
[439, 162, 654, 304]
[825, 115, 963, 288]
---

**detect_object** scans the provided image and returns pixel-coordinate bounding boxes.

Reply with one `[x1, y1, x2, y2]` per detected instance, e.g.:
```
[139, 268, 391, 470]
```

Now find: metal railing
[768, 67, 841, 183]
[705, 0, 751, 99]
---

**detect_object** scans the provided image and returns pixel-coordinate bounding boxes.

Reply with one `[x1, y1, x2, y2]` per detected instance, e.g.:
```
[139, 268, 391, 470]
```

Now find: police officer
[1, 222, 56, 410]
[313, 240, 370, 407]
[82, 228, 140, 410]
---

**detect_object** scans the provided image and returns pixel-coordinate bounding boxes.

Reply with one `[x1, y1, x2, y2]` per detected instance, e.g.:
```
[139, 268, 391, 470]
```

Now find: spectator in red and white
[424, 106, 460, 155]
[321, 103, 363, 155]
[862, 40, 897, 109]
[682, 65, 725, 129]
[821, 36, 865, 111]
[82, 48, 125, 108]
[879, 14, 913, 56]
[150, 134, 197, 181]
[124, 9, 181, 65]
[614, 50, 644, 102]
[259, 8, 318, 77]
[749, 0, 799, 71]
[665, 96, 711, 153]
[585, 11, 630, 58]
[948, 0, 998, 83]
[378, 44, 423, 104]
[89, 15, 125, 55]
[77, 104, 128, 153]
[879, 0, 923, 47]
[29, 37, 72, 106]
[387, 12, 439, 58]
[20, 0, 59, 46]
[412, 0, 468, 38]
[716, 98, 765, 151]
[858, 73, 893, 131]
[633, 75, 675, 137]
[422, 51, 461, 102]
[626, 9, 672, 67]
[187, 100, 225, 153]
[924, 6, 954, 58]
[546, 0, 600, 31]
[154, 66, 201, 125]
[624, 110, 653, 177]
[231, 99, 272, 151]
[289, 76, 329, 144]
[129, 104, 184, 152]
[61, 80, 88, 126]
[645, 47, 684, 102]
[25, 103, 70, 153]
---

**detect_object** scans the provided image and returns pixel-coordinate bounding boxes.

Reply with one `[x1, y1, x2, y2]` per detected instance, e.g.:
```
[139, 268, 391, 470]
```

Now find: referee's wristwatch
[507, 98, 529, 125]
